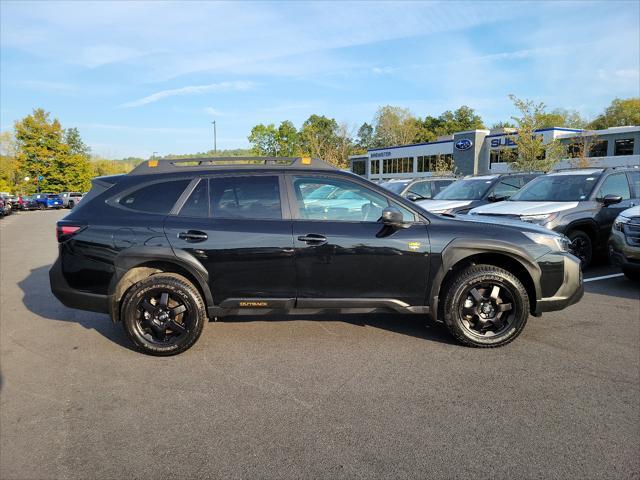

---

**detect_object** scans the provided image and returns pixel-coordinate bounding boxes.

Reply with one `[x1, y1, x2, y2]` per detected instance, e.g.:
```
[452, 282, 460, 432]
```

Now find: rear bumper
[49, 257, 110, 314]
[535, 253, 584, 314]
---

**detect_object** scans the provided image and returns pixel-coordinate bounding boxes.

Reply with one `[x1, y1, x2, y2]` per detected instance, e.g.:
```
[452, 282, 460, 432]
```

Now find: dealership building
[349, 126, 640, 180]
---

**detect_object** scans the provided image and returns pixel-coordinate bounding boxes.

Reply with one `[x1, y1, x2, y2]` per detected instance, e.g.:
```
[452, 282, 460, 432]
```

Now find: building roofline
[368, 138, 454, 152]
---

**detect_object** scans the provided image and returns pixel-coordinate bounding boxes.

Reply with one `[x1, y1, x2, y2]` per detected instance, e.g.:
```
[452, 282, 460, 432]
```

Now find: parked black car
[0, 197, 6, 217]
[380, 177, 456, 201]
[50, 157, 583, 355]
[470, 167, 640, 266]
[1, 196, 12, 215]
[416, 172, 541, 214]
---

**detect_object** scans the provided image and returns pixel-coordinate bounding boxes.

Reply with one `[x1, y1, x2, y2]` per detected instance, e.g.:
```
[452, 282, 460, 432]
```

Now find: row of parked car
[380, 166, 640, 279]
[0, 191, 85, 217]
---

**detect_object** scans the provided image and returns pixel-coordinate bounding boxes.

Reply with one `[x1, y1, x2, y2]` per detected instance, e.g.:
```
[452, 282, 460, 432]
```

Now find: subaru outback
[50, 157, 583, 356]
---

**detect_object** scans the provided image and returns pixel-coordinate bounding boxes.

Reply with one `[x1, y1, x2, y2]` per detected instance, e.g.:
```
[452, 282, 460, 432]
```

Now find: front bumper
[609, 231, 640, 273]
[534, 253, 584, 314]
[49, 257, 110, 313]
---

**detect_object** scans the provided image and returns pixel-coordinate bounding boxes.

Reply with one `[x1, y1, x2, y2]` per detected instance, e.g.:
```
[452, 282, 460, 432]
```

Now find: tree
[355, 122, 374, 150]
[13, 108, 93, 193]
[491, 121, 516, 130]
[276, 121, 300, 157]
[538, 108, 586, 129]
[503, 95, 566, 172]
[64, 127, 91, 157]
[372, 106, 419, 147]
[436, 106, 485, 135]
[588, 98, 640, 129]
[248, 123, 279, 156]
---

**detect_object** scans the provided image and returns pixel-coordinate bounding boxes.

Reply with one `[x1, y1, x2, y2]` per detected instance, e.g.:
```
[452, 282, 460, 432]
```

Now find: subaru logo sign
[455, 139, 473, 151]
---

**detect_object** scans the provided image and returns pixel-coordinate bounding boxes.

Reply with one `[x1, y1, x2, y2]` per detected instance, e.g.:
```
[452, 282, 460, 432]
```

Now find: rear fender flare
[109, 247, 213, 320]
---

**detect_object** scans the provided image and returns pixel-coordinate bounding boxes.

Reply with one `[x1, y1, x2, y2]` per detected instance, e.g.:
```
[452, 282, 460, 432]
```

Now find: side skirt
[208, 298, 430, 318]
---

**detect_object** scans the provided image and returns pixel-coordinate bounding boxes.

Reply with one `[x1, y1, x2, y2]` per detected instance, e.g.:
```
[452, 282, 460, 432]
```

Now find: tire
[38, 203, 45, 211]
[120, 273, 206, 356]
[68, 201, 74, 209]
[623, 268, 640, 281]
[567, 230, 592, 267]
[443, 264, 530, 348]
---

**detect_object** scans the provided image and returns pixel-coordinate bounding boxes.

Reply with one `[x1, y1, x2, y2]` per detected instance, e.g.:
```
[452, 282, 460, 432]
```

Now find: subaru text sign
[454, 139, 473, 151]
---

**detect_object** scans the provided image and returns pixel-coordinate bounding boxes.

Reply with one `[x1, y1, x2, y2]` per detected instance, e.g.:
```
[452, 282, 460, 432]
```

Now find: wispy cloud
[203, 107, 224, 116]
[120, 81, 256, 108]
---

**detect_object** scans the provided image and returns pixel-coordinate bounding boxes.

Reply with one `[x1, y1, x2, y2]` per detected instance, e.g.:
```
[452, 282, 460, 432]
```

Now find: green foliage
[588, 98, 640, 130]
[356, 122, 374, 150]
[372, 106, 419, 147]
[537, 108, 586, 129]
[248, 123, 279, 156]
[64, 127, 91, 157]
[503, 95, 567, 172]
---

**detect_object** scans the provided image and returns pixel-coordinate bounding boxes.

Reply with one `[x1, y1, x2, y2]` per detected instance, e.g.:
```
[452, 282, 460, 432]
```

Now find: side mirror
[381, 206, 404, 225]
[488, 194, 507, 202]
[602, 194, 622, 206]
[406, 193, 421, 202]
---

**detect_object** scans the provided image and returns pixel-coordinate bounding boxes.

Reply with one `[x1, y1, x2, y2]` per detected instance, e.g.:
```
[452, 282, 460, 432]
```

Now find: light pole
[211, 121, 217, 155]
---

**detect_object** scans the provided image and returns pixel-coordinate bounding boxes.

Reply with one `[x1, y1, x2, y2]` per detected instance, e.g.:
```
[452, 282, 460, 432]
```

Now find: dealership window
[589, 140, 608, 157]
[490, 148, 517, 164]
[370, 160, 380, 175]
[614, 138, 634, 156]
[567, 141, 584, 158]
[417, 155, 453, 172]
[383, 157, 413, 174]
[351, 160, 366, 176]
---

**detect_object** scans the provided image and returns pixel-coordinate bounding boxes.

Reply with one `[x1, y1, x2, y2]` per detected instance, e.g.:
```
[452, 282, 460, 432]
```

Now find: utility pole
[212, 121, 217, 155]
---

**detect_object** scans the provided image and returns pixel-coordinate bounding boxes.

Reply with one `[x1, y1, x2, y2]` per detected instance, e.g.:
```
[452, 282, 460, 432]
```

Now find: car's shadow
[20, 264, 457, 351]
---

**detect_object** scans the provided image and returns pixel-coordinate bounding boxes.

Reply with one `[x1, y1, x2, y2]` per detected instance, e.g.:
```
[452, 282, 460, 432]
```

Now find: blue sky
[1, 1, 639, 159]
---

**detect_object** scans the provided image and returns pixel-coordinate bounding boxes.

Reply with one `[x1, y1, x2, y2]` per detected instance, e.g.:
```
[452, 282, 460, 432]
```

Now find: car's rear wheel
[68, 200, 74, 209]
[568, 230, 592, 267]
[443, 265, 529, 348]
[121, 274, 206, 356]
[38, 203, 45, 211]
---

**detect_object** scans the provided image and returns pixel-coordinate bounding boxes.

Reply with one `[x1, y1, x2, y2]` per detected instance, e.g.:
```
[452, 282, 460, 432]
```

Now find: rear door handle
[178, 230, 208, 242]
[297, 234, 327, 246]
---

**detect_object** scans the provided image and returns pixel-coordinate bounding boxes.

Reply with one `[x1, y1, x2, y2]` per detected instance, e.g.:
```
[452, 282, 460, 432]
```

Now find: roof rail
[130, 156, 336, 175]
[550, 166, 606, 172]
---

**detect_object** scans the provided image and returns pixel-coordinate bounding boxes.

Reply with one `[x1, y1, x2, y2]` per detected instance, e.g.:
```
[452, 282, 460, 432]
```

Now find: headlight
[613, 215, 629, 232]
[520, 213, 558, 226]
[523, 232, 571, 252]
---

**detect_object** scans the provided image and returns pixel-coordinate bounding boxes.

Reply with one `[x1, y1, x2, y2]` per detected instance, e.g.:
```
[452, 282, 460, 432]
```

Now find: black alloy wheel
[443, 265, 529, 347]
[121, 274, 206, 356]
[568, 230, 592, 267]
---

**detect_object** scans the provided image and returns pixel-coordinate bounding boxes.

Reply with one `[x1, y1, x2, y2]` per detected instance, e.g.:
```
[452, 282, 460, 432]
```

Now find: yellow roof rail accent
[148, 160, 158, 167]
[301, 157, 311, 165]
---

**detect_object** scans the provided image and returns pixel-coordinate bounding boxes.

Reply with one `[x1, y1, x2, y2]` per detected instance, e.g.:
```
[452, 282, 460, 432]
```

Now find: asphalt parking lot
[1, 209, 638, 480]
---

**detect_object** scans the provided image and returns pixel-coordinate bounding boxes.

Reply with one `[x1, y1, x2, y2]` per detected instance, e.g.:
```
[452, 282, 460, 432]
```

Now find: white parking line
[584, 273, 625, 283]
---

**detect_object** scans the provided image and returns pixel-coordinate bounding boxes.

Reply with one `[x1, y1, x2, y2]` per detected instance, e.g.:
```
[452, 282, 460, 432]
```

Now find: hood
[415, 199, 474, 213]
[447, 212, 560, 236]
[620, 205, 640, 218]
[469, 200, 579, 216]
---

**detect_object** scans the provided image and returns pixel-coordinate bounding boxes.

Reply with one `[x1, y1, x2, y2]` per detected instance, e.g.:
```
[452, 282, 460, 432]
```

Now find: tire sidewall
[121, 276, 205, 356]
[445, 268, 529, 347]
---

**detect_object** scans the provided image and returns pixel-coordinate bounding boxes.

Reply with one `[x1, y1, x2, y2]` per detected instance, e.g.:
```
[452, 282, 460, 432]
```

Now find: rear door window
[179, 179, 209, 217]
[407, 181, 432, 199]
[209, 176, 282, 219]
[627, 171, 640, 198]
[119, 179, 191, 214]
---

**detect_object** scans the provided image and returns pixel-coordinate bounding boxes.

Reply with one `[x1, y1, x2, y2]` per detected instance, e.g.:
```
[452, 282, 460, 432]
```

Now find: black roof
[130, 157, 336, 175]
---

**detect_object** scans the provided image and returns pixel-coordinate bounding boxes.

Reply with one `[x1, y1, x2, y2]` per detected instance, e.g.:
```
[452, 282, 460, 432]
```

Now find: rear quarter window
[119, 179, 191, 214]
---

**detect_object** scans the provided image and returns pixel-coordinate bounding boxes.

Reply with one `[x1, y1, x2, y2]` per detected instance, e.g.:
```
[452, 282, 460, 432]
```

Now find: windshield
[47, 194, 60, 198]
[380, 181, 410, 194]
[434, 178, 495, 200]
[510, 174, 601, 202]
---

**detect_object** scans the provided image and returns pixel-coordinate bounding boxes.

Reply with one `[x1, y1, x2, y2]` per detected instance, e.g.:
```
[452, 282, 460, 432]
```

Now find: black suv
[50, 157, 583, 355]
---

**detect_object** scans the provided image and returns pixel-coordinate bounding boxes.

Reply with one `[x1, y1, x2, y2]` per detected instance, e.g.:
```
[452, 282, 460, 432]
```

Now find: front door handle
[297, 234, 327, 246]
[178, 230, 208, 243]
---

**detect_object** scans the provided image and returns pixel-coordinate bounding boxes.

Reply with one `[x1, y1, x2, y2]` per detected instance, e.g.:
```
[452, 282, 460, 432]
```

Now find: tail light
[56, 224, 84, 242]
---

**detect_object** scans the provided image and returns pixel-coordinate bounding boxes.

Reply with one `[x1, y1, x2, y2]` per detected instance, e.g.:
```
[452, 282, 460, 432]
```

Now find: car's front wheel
[443, 265, 530, 348]
[121, 273, 206, 356]
[568, 230, 592, 267]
